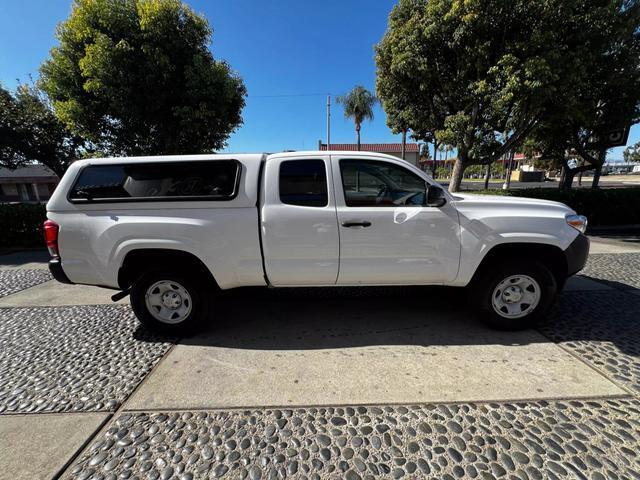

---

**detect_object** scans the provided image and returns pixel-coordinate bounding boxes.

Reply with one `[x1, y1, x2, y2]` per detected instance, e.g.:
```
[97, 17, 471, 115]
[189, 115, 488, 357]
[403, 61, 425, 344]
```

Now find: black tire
[130, 269, 211, 334]
[472, 260, 557, 330]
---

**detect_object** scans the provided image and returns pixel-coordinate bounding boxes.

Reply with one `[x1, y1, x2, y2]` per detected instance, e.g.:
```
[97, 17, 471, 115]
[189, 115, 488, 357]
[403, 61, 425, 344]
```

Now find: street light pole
[327, 95, 331, 150]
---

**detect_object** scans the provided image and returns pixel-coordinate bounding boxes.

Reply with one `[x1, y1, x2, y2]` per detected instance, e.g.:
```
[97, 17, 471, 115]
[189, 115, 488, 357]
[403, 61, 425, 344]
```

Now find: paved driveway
[0, 237, 639, 480]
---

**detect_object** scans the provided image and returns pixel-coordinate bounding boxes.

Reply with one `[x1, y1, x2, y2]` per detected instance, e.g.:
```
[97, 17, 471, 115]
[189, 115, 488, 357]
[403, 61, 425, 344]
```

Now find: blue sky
[0, 0, 635, 159]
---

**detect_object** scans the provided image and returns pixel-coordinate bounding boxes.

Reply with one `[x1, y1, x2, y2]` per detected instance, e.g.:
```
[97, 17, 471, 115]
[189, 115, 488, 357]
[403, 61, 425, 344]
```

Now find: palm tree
[337, 86, 377, 150]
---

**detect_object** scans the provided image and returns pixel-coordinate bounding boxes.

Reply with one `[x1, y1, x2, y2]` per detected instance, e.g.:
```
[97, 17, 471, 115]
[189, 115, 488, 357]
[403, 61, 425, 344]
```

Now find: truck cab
[261, 152, 461, 286]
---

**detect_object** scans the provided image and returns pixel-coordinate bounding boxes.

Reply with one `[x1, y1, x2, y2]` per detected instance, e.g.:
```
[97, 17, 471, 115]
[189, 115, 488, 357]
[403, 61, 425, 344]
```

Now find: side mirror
[426, 185, 447, 207]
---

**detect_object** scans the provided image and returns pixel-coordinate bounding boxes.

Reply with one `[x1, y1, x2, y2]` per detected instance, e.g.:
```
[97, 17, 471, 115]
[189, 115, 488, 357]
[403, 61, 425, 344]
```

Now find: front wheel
[473, 260, 557, 330]
[130, 270, 211, 334]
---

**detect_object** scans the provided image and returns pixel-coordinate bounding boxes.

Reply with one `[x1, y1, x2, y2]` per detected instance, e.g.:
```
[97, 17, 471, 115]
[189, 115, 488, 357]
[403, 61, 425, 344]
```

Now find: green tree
[387, 115, 409, 160]
[420, 143, 431, 161]
[0, 83, 84, 177]
[337, 86, 377, 150]
[526, 1, 640, 189]
[383, 89, 414, 160]
[0, 86, 24, 170]
[624, 141, 640, 162]
[39, 0, 246, 156]
[376, 0, 632, 192]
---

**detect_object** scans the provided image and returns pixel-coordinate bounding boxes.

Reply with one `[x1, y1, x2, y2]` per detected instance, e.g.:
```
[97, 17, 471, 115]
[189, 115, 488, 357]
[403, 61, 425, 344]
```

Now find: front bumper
[49, 258, 74, 284]
[564, 232, 590, 276]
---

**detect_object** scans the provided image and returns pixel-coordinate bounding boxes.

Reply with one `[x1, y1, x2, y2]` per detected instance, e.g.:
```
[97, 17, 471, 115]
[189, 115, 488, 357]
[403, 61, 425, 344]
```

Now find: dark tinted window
[279, 160, 328, 207]
[340, 159, 426, 207]
[69, 161, 240, 201]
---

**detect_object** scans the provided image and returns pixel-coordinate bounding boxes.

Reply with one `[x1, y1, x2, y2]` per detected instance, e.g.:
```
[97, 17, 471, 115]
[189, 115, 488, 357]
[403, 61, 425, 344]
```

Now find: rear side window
[69, 160, 240, 202]
[279, 160, 328, 207]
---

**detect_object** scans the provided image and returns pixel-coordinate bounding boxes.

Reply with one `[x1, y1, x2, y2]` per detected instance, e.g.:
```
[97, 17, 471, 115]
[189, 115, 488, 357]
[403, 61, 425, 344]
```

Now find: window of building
[18, 183, 36, 202]
[69, 161, 240, 202]
[279, 160, 328, 207]
[340, 159, 426, 207]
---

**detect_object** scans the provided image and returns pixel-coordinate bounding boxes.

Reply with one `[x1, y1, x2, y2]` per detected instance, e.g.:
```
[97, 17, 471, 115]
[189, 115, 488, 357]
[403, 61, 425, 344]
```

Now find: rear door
[331, 155, 461, 285]
[261, 155, 340, 286]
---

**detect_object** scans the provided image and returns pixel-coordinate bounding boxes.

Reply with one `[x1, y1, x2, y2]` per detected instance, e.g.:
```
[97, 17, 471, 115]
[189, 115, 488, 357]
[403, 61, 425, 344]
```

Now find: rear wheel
[473, 260, 557, 330]
[130, 270, 211, 334]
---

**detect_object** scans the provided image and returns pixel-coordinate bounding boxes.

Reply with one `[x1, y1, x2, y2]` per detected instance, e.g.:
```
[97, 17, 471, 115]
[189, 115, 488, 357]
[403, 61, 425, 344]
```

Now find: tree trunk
[592, 150, 606, 189]
[503, 150, 515, 189]
[401, 130, 406, 160]
[484, 163, 491, 190]
[449, 157, 465, 193]
[562, 169, 576, 189]
[558, 166, 566, 190]
[431, 141, 439, 178]
[356, 123, 361, 151]
[592, 166, 602, 189]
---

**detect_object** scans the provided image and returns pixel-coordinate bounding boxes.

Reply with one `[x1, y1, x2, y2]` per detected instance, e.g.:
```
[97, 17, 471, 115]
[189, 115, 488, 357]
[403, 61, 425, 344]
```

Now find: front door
[332, 156, 461, 285]
[261, 155, 340, 286]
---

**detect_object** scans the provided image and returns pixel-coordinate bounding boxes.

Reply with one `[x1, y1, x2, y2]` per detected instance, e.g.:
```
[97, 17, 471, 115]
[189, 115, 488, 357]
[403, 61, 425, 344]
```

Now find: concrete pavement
[0, 281, 126, 307]
[588, 234, 640, 253]
[127, 301, 624, 410]
[0, 413, 107, 480]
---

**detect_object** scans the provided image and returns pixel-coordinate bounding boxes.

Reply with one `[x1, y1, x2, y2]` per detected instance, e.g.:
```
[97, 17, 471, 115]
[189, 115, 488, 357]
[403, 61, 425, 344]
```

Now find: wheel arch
[118, 248, 219, 291]
[470, 242, 568, 289]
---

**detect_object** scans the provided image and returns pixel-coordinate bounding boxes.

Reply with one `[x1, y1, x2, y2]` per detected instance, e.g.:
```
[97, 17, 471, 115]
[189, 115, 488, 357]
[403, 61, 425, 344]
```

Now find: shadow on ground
[580, 275, 637, 290]
[0, 249, 49, 267]
[133, 281, 639, 359]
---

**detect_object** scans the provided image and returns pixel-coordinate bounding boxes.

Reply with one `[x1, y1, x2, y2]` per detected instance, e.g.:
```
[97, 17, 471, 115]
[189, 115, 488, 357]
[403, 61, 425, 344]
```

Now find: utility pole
[326, 95, 331, 150]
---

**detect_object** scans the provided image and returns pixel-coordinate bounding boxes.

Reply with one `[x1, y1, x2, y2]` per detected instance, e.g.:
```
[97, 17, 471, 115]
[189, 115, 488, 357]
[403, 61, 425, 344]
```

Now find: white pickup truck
[44, 151, 589, 332]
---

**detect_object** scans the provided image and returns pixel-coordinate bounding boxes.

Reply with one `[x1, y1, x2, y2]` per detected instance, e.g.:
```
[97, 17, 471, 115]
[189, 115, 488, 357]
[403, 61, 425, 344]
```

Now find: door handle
[342, 220, 372, 228]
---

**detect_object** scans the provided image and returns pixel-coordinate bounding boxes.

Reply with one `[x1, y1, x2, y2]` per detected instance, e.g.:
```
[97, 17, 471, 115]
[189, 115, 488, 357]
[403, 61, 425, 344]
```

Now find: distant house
[318, 142, 421, 166]
[0, 165, 59, 203]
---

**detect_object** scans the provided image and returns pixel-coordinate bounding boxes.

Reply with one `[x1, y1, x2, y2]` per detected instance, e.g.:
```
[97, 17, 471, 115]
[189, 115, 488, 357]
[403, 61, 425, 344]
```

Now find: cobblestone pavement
[541, 290, 640, 395]
[0, 268, 51, 298]
[581, 253, 640, 289]
[0, 305, 173, 414]
[68, 399, 640, 480]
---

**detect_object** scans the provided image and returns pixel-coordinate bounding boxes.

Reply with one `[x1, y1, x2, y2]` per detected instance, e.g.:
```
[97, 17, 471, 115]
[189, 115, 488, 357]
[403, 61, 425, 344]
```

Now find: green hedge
[0, 204, 47, 248]
[470, 187, 640, 226]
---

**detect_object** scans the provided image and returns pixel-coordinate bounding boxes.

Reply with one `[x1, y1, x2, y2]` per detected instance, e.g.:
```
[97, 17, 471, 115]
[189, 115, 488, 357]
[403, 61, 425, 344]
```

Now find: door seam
[328, 155, 342, 285]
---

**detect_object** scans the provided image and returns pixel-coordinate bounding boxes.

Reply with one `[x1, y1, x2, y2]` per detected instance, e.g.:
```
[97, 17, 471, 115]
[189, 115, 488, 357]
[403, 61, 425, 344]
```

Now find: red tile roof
[319, 143, 419, 153]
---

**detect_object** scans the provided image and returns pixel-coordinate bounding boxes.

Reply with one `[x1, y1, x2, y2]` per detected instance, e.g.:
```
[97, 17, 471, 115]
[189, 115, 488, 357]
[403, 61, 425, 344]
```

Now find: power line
[248, 92, 346, 98]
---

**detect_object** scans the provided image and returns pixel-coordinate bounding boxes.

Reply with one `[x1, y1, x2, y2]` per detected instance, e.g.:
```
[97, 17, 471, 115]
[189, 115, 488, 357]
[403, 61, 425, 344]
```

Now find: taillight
[43, 220, 60, 258]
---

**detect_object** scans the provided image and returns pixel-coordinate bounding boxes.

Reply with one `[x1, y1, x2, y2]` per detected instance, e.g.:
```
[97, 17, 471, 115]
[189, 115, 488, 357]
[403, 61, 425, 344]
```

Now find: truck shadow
[134, 281, 639, 358]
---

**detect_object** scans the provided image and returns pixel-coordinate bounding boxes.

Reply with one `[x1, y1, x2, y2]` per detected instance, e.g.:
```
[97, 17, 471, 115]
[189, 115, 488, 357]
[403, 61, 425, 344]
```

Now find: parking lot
[1, 237, 639, 480]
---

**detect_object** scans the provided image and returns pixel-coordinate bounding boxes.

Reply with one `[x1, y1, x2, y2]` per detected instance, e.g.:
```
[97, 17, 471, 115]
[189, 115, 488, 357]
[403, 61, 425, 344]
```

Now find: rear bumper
[49, 258, 74, 284]
[564, 232, 590, 276]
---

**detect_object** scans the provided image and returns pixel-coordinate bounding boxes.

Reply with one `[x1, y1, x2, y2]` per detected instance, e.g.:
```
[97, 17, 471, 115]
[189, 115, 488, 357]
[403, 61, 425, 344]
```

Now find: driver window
[340, 159, 426, 207]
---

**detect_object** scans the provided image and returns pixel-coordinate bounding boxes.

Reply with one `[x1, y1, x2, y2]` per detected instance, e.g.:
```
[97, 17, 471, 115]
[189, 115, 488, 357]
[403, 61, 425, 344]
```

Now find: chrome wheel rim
[491, 274, 541, 319]
[145, 280, 192, 324]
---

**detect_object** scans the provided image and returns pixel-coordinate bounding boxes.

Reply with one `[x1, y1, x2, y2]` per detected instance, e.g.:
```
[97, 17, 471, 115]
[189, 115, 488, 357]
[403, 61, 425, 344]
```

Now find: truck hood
[452, 192, 575, 214]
